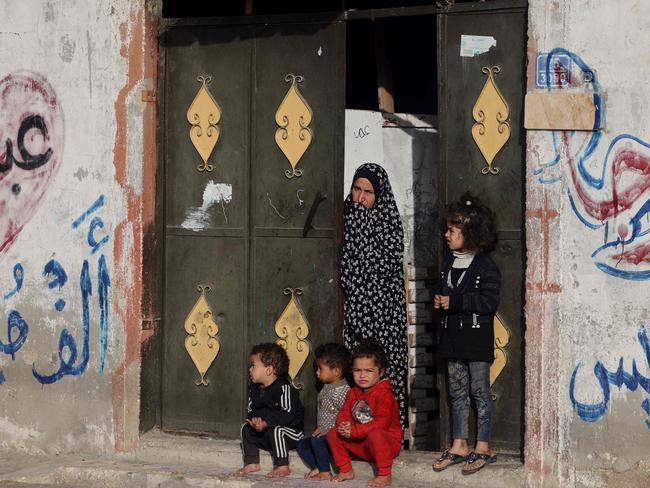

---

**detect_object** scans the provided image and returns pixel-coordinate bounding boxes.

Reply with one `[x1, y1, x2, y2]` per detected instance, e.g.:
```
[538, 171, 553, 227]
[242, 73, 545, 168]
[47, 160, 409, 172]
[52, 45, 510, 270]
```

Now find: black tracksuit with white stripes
[241, 375, 304, 466]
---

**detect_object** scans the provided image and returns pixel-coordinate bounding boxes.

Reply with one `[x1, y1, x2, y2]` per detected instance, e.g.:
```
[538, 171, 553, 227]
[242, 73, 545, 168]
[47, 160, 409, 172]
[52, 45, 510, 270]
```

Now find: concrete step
[0, 431, 525, 488]
[123, 430, 524, 487]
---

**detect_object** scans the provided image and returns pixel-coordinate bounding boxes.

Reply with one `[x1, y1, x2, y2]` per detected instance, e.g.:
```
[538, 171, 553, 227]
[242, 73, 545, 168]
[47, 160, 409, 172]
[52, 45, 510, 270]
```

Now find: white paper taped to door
[460, 35, 496, 57]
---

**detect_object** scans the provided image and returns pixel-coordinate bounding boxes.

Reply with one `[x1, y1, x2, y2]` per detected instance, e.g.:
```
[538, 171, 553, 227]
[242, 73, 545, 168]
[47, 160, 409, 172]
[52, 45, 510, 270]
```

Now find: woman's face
[351, 177, 376, 209]
[445, 223, 466, 251]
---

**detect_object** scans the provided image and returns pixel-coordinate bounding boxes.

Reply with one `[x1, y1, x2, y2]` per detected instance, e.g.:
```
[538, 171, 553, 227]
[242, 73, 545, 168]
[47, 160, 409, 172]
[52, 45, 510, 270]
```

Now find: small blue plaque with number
[536, 53, 572, 89]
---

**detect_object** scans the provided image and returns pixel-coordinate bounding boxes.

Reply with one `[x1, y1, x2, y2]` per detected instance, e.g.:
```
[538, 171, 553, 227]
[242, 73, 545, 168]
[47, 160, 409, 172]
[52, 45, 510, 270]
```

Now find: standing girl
[340, 163, 408, 428]
[432, 192, 501, 475]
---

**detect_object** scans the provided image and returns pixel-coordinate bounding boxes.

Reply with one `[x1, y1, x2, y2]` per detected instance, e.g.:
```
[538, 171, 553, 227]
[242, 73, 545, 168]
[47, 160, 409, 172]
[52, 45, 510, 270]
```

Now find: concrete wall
[0, 0, 155, 454]
[344, 110, 439, 268]
[525, 1, 650, 486]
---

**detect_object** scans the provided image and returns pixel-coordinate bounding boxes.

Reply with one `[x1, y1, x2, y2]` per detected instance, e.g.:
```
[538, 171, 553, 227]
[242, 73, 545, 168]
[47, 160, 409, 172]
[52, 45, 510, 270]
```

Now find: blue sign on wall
[536, 53, 572, 89]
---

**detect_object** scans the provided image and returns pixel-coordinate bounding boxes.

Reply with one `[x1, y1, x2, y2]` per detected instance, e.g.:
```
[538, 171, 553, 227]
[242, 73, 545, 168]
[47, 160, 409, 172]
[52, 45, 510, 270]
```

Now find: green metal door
[162, 20, 344, 436]
[438, 1, 527, 452]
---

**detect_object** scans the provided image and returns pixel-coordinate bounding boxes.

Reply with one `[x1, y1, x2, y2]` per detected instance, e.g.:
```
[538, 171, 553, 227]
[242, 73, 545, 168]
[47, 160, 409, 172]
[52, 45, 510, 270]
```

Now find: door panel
[252, 23, 344, 231]
[490, 239, 523, 444]
[161, 20, 344, 436]
[165, 27, 251, 231]
[250, 22, 344, 433]
[439, 4, 526, 452]
[251, 238, 338, 430]
[162, 236, 246, 436]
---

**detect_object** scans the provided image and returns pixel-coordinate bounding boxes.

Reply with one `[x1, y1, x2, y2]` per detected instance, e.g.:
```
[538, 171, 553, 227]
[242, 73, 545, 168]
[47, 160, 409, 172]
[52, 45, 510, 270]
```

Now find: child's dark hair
[314, 343, 351, 376]
[250, 343, 289, 377]
[443, 191, 497, 253]
[352, 339, 388, 372]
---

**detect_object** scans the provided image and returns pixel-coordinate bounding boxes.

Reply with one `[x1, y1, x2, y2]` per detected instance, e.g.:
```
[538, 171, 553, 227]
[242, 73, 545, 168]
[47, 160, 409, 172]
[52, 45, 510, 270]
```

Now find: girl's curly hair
[443, 191, 497, 253]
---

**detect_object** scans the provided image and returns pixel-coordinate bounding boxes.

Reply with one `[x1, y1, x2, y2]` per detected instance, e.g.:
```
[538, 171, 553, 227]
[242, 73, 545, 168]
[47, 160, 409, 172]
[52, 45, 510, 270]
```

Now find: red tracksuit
[327, 379, 402, 476]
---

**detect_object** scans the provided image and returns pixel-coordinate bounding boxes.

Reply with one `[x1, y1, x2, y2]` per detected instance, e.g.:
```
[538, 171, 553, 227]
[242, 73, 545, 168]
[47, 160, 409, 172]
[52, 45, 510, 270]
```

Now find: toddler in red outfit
[327, 341, 402, 487]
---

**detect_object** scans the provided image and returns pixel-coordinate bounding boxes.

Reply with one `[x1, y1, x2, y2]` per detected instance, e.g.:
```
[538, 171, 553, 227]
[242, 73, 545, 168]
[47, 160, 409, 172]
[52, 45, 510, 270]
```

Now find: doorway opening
[143, 0, 526, 457]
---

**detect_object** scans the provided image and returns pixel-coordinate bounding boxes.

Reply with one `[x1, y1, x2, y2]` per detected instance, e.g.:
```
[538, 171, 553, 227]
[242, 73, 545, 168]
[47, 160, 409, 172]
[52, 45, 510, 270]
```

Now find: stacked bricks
[405, 264, 438, 450]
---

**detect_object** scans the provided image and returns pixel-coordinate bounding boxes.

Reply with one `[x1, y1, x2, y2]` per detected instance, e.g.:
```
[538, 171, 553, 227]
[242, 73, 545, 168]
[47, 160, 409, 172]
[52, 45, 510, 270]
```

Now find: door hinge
[141, 90, 156, 102]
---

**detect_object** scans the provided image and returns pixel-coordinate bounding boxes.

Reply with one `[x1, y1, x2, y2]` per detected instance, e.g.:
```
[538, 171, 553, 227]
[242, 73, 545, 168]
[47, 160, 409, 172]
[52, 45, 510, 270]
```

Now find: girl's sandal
[432, 449, 468, 472]
[461, 452, 497, 475]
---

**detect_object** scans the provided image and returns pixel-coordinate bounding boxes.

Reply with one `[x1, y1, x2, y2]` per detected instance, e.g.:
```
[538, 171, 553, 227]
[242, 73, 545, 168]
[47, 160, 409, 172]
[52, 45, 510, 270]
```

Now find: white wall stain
[0, 416, 41, 441]
[181, 181, 233, 231]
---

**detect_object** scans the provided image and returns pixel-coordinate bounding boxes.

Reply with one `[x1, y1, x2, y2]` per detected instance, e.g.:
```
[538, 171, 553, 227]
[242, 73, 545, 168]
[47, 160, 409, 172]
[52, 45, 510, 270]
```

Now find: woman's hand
[434, 294, 450, 310]
[312, 427, 321, 437]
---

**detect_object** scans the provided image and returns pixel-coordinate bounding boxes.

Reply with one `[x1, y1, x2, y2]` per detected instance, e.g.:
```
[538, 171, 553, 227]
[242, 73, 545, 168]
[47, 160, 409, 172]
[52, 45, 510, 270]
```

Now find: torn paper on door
[460, 35, 496, 57]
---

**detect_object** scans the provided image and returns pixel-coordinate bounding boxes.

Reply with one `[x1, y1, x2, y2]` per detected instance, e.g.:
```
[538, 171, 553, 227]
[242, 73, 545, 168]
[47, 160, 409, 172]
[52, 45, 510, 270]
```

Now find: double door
[161, 20, 344, 436]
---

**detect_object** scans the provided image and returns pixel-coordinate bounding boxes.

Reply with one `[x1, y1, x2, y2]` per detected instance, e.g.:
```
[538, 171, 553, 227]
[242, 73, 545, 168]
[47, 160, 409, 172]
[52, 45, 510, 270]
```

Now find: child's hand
[246, 417, 267, 432]
[312, 427, 321, 437]
[434, 294, 450, 310]
[337, 421, 351, 438]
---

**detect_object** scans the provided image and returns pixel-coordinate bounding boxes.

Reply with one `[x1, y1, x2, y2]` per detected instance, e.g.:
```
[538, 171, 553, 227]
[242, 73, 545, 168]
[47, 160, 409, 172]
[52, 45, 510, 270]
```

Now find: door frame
[140, 1, 529, 454]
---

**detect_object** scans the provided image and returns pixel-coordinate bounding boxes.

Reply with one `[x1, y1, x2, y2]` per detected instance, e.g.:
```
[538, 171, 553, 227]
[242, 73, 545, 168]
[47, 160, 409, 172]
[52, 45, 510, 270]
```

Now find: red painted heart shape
[0, 71, 64, 257]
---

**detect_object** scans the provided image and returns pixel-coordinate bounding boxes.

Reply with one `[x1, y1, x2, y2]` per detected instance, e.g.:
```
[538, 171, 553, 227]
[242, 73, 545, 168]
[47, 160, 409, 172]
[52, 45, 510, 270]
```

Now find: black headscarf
[341, 163, 408, 427]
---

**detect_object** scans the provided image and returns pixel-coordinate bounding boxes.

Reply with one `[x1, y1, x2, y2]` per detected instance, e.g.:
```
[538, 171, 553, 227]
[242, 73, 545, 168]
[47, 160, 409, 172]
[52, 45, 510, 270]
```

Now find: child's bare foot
[236, 463, 260, 475]
[314, 471, 333, 481]
[333, 469, 355, 482]
[305, 468, 320, 479]
[368, 474, 392, 487]
[267, 465, 290, 477]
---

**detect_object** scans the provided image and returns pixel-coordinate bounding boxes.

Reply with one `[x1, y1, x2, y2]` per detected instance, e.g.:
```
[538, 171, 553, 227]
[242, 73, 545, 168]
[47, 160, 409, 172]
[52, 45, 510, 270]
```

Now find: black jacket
[437, 252, 501, 362]
[246, 375, 304, 431]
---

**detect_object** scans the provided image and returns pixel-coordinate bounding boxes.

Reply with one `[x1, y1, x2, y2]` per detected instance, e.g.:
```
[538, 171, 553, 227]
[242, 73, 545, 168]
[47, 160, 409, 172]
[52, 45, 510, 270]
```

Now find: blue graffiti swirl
[569, 326, 650, 426]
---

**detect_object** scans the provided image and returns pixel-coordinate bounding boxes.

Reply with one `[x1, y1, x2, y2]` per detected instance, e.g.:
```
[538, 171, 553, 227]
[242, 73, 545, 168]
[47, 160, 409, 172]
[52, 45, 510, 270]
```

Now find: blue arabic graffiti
[569, 326, 650, 428]
[98, 254, 110, 373]
[0, 194, 111, 385]
[71, 194, 105, 230]
[43, 259, 68, 289]
[0, 311, 28, 361]
[3, 263, 24, 300]
[32, 260, 91, 384]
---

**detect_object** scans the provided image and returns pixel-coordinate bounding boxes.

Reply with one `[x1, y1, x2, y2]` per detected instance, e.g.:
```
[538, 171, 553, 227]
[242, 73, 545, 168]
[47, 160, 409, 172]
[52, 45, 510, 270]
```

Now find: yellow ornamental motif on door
[490, 313, 510, 391]
[184, 285, 221, 386]
[187, 75, 222, 172]
[275, 288, 310, 388]
[471, 66, 510, 175]
[275, 74, 313, 179]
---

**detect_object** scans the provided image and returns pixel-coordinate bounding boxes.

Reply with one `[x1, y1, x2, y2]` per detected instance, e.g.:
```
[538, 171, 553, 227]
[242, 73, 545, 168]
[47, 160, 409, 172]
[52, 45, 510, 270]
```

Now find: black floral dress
[341, 163, 408, 427]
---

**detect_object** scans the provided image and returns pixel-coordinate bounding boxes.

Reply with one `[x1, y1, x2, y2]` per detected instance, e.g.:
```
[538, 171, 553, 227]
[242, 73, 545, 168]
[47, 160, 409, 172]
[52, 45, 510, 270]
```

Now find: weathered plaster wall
[344, 110, 439, 268]
[526, 1, 650, 486]
[0, 0, 155, 454]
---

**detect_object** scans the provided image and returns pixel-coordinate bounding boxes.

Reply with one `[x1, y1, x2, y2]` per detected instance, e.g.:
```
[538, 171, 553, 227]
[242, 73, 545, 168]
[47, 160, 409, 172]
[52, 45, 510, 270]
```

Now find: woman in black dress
[340, 163, 408, 427]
